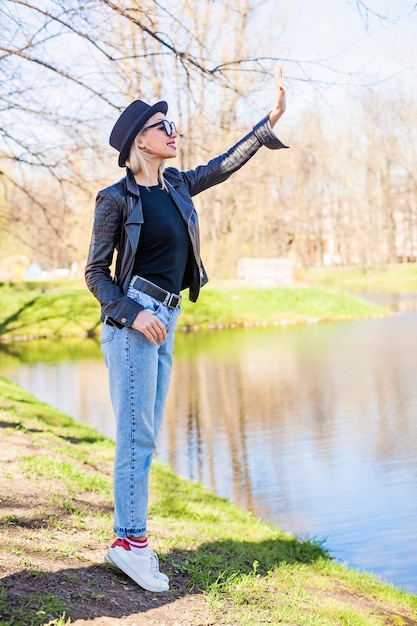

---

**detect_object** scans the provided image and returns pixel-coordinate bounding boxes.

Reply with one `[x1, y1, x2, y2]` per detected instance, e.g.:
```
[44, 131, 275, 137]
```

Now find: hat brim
[118, 100, 168, 167]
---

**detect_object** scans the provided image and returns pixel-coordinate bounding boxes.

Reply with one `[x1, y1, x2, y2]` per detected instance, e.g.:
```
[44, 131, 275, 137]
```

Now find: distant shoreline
[0, 279, 389, 342]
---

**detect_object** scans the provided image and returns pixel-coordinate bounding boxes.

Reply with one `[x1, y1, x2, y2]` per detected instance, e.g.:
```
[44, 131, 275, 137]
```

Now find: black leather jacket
[85, 115, 288, 328]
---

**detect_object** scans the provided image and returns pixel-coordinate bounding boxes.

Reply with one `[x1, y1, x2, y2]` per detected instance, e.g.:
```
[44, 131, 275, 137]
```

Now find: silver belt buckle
[167, 292, 182, 309]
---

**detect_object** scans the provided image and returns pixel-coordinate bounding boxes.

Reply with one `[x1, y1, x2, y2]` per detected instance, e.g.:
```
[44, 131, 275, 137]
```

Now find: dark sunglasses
[141, 120, 177, 136]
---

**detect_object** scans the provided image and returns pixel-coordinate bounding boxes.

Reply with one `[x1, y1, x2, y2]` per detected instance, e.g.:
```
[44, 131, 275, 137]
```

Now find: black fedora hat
[109, 99, 168, 167]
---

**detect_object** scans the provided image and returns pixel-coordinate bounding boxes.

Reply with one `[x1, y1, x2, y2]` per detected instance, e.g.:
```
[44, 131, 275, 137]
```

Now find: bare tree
[1, 0, 416, 275]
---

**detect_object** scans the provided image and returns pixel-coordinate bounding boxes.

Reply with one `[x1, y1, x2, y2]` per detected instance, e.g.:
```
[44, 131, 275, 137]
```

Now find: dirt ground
[1, 422, 417, 626]
[0, 426, 214, 626]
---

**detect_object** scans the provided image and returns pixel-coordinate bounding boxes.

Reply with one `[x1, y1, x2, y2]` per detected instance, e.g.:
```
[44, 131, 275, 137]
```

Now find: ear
[136, 135, 145, 149]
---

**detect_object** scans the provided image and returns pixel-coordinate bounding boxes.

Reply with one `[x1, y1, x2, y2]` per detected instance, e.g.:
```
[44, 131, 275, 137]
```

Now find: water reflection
[1, 315, 417, 593]
[356, 291, 417, 313]
[162, 319, 417, 595]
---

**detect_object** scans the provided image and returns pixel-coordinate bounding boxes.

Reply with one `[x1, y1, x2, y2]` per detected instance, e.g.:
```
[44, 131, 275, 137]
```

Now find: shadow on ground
[0, 536, 326, 623]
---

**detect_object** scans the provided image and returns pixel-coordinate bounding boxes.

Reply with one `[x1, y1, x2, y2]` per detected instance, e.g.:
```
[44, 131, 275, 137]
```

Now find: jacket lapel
[120, 173, 144, 289]
[165, 177, 195, 223]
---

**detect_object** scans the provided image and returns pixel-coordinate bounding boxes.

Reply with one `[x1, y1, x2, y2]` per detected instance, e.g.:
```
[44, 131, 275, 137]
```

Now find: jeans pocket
[101, 323, 117, 345]
[127, 288, 163, 316]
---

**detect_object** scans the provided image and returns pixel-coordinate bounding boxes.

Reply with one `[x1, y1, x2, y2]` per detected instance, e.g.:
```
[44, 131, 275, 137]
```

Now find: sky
[254, 0, 417, 120]
[296, 0, 417, 81]
[2, 0, 416, 145]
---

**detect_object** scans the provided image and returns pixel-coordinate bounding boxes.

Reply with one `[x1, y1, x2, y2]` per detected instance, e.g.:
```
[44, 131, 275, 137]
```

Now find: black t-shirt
[132, 185, 191, 294]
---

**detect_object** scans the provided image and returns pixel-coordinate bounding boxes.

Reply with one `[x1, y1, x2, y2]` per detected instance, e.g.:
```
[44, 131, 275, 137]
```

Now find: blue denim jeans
[101, 280, 181, 538]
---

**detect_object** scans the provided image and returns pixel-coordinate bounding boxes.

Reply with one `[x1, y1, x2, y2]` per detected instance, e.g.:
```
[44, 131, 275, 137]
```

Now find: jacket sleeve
[85, 191, 143, 327]
[179, 115, 288, 197]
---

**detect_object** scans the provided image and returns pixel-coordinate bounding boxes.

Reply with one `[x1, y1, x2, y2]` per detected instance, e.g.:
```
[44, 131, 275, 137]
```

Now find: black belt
[131, 276, 182, 309]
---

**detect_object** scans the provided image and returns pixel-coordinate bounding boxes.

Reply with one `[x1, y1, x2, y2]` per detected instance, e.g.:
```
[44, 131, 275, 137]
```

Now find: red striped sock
[126, 536, 149, 555]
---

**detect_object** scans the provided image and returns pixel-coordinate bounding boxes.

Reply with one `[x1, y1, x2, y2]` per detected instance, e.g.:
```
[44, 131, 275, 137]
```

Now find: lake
[1, 307, 416, 594]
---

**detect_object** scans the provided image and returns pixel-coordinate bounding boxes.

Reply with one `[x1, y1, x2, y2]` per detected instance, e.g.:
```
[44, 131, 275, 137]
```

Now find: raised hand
[269, 64, 286, 128]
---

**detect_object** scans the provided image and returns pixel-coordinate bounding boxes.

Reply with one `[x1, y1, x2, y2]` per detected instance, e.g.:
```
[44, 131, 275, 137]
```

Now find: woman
[85, 66, 287, 592]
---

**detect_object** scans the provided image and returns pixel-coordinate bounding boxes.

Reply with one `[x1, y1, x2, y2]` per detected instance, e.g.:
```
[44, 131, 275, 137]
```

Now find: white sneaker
[105, 538, 169, 592]
[150, 550, 169, 583]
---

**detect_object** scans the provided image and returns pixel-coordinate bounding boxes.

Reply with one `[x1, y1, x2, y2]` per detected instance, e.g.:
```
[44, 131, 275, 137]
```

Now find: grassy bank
[296, 263, 417, 293]
[0, 375, 416, 625]
[0, 279, 388, 341]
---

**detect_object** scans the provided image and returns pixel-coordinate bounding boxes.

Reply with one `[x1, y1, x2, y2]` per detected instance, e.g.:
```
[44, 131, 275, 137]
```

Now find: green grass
[1, 375, 416, 625]
[19, 456, 112, 497]
[0, 586, 71, 626]
[0, 282, 101, 340]
[296, 263, 417, 293]
[180, 284, 386, 329]
[0, 278, 388, 340]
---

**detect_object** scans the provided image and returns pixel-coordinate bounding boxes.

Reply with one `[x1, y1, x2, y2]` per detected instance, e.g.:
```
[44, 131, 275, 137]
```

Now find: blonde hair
[126, 134, 167, 190]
